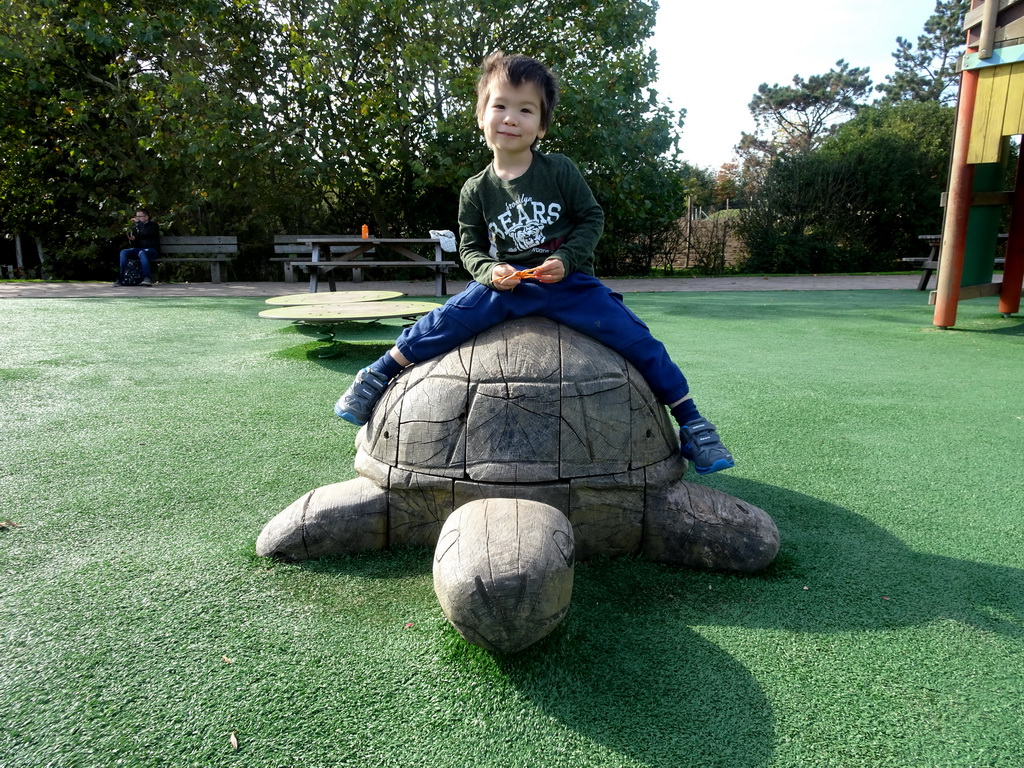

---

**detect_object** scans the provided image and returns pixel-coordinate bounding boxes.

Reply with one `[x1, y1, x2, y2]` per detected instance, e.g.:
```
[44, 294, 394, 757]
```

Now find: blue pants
[395, 270, 690, 405]
[119, 248, 156, 280]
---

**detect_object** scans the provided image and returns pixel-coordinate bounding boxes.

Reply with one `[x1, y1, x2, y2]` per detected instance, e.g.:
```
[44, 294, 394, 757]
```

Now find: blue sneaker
[680, 419, 734, 475]
[334, 367, 390, 426]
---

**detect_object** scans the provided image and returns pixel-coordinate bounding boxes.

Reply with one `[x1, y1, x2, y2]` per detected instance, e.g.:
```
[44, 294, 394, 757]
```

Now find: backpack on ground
[120, 258, 144, 286]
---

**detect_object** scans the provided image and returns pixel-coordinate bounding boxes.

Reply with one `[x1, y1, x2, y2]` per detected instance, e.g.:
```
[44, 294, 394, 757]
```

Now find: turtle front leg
[256, 477, 388, 561]
[644, 480, 780, 572]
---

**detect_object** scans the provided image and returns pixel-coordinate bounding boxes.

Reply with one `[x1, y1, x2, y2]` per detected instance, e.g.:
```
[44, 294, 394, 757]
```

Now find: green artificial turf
[2, 290, 1023, 767]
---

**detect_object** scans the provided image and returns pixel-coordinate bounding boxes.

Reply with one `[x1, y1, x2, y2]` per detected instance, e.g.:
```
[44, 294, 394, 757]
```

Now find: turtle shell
[355, 317, 685, 558]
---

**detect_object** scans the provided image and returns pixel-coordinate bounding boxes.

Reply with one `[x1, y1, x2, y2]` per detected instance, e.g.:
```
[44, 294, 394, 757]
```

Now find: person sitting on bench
[115, 208, 160, 286]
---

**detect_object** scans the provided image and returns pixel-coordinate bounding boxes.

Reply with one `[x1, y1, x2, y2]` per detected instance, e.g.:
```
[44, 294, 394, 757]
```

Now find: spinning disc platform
[264, 290, 404, 306]
[258, 301, 439, 322]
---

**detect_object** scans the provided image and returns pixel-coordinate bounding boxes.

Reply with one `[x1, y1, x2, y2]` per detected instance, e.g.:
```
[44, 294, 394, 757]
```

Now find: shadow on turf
[706, 475, 1024, 638]
[485, 476, 1022, 765]
[494, 559, 778, 768]
[278, 549, 775, 766]
[265, 476, 1023, 767]
[268, 321, 405, 364]
[941, 318, 1024, 336]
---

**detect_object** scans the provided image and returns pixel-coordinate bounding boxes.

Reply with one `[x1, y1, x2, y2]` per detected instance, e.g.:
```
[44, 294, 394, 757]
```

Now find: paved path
[0, 274, 927, 299]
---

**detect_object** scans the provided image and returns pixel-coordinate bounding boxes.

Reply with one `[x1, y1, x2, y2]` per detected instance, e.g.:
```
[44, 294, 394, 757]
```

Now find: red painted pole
[933, 67, 980, 328]
[997, 150, 1024, 316]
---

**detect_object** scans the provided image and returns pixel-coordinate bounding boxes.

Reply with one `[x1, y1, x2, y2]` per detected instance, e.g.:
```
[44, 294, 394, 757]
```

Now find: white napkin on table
[429, 230, 457, 253]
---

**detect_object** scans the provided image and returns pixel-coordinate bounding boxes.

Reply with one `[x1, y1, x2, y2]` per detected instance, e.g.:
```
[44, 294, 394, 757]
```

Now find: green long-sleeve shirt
[457, 151, 605, 286]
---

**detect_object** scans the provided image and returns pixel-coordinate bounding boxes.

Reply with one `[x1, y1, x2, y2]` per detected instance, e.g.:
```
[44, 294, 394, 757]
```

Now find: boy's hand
[491, 263, 519, 291]
[532, 258, 566, 283]
[491, 259, 566, 290]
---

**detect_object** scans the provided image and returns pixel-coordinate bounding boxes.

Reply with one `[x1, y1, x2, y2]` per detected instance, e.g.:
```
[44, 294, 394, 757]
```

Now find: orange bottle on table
[361, 224, 369, 239]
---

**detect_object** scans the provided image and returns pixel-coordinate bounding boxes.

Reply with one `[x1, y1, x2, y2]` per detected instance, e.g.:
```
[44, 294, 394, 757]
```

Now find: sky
[650, 0, 943, 170]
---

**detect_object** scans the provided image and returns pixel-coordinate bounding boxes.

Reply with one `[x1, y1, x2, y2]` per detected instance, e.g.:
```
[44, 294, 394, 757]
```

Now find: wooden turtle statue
[257, 317, 780, 653]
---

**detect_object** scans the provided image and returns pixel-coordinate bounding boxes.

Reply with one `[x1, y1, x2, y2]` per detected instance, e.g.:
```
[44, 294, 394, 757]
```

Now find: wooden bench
[273, 235, 457, 296]
[904, 234, 1006, 291]
[157, 236, 237, 283]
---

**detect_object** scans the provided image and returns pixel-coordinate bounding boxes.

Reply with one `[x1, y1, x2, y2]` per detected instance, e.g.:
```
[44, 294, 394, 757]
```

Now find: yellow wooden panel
[1001, 62, 1024, 135]
[982, 67, 1011, 158]
[968, 68, 999, 163]
[969, 66, 1011, 163]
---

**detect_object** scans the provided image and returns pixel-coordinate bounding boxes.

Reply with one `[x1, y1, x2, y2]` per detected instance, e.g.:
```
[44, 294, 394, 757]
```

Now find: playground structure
[933, 0, 1024, 327]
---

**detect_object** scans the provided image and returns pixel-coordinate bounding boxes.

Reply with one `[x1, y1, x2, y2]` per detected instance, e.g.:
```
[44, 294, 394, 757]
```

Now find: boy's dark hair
[135, 208, 151, 216]
[476, 52, 559, 133]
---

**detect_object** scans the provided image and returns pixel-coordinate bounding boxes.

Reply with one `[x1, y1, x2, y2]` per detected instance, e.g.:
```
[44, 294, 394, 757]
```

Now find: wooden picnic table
[296, 236, 456, 297]
[905, 234, 1007, 291]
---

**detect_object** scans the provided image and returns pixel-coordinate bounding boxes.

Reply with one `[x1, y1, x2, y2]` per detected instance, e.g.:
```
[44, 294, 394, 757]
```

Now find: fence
[665, 206, 746, 274]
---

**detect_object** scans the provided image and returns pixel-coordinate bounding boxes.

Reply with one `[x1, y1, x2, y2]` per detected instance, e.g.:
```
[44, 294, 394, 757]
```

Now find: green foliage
[0, 0, 279, 274]
[1, 0, 686, 278]
[732, 1, 969, 276]
[876, 0, 968, 105]
[737, 101, 954, 274]
[736, 153, 858, 274]
[260, 0, 686, 274]
[824, 99, 954, 172]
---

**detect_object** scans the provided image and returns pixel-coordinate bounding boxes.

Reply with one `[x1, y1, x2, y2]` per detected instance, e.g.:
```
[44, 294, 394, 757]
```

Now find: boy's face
[478, 80, 546, 153]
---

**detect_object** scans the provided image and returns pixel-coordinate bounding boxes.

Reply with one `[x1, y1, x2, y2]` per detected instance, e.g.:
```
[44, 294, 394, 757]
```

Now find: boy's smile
[479, 80, 546, 158]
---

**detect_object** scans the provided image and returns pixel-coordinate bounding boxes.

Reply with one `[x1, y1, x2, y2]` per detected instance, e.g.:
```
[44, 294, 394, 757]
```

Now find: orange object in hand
[495, 266, 544, 290]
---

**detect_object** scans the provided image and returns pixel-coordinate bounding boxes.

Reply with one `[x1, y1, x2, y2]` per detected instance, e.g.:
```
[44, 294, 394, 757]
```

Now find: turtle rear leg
[644, 480, 780, 572]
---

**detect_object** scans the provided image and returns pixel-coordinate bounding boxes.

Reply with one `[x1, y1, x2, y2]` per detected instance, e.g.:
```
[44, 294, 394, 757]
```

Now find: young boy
[335, 53, 733, 474]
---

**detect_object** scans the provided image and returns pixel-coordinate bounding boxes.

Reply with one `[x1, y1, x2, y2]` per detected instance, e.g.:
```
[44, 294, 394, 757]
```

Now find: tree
[1, 0, 686, 278]
[0, 0, 280, 277]
[737, 100, 955, 274]
[711, 163, 744, 207]
[877, 0, 968, 105]
[259, 0, 686, 273]
[741, 59, 873, 157]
